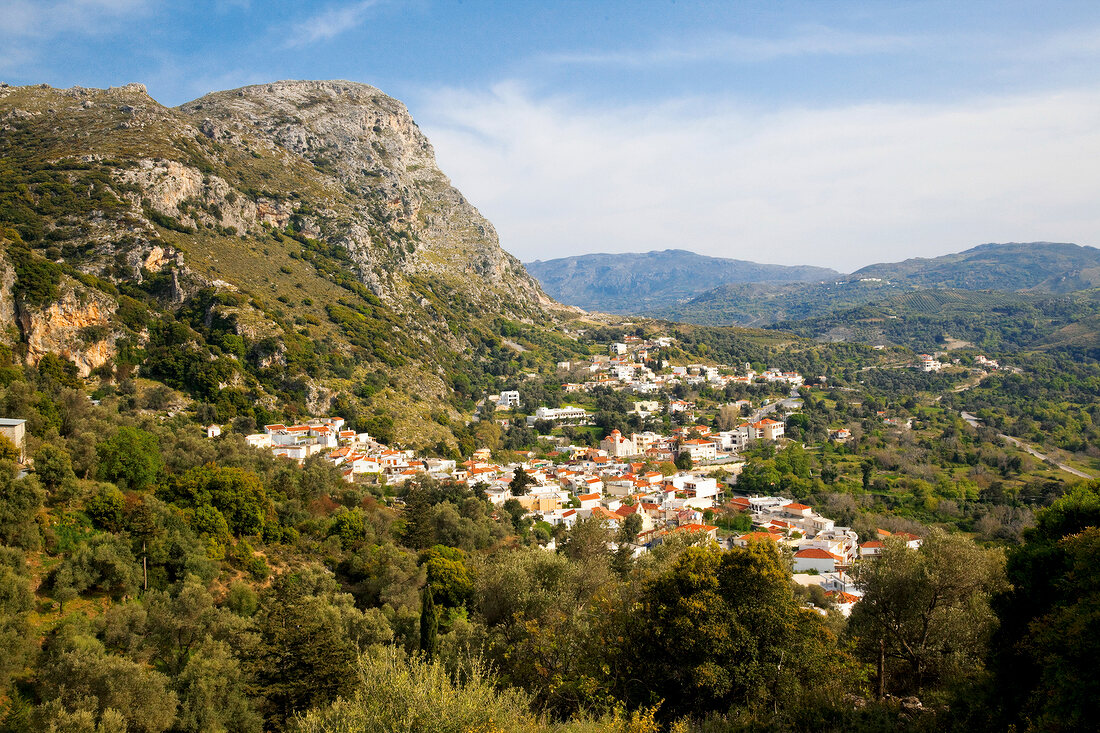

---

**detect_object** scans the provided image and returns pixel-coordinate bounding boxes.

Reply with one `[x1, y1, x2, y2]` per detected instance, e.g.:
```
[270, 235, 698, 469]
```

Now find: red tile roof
[794, 548, 842, 561]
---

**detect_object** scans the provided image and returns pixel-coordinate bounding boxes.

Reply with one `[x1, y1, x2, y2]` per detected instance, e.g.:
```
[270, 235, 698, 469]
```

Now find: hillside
[773, 288, 1100, 353]
[525, 249, 838, 313]
[853, 241, 1100, 292]
[0, 80, 573, 448]
[644, 242, 1100, 333]
[648, 279, 903, 327]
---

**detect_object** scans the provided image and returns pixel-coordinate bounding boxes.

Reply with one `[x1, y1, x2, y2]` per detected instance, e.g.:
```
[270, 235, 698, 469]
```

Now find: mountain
[646, 242, 1100, 328]
[524, 249, 838, 313]
[772, 288, 1100, 354]
[0, 80, 569, 449]
[647, 280, 900, 327]
[852, 242, 1100, 292]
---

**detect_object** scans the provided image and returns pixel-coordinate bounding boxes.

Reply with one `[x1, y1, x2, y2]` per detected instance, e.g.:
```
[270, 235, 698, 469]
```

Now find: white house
[679, 438, 717, 462]
[0, 418, 26, 463]
[792, 547, 844, 573]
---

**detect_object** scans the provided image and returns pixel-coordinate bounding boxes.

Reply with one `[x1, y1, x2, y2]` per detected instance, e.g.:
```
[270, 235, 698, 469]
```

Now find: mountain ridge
[525, 248, 838, 313]
[0, 79, 571, 448]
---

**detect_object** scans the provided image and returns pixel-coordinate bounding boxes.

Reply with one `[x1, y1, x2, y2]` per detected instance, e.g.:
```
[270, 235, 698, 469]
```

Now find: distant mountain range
[524, 249, 838, 313]
[528, 243, 1100, 317]
[851, 242, 1100, 293]
[527, 242, 1100, 353]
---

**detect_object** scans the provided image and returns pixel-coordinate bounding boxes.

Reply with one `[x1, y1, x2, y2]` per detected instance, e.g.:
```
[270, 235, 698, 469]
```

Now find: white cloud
[541, 26, 918, 67]
[285, 0, 382, 48]
[419, 84, 1100, 271]
[0, 0, 152, 38]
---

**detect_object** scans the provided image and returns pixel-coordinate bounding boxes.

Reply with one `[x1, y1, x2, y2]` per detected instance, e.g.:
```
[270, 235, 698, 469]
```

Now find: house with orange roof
[732, 531, 782, 548]
[752, 418, 785, 441]
[825, 590, 861, 617]
[577, 492, 601, 510]
[793, 547, 844, 573]
[589, 506, 622, 524]
[860, 540, 885, 557]
[674, 523, 719, 541]
[679, 437, 718, 462]
[784, 502, 812, 518]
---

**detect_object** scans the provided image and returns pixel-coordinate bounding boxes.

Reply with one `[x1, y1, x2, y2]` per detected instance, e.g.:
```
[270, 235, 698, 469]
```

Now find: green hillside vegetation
[0, 351, 1096, 731]
[852, 242, 1100, 292]
[648, 279, 903, 327]
[0, 82, 574, 449]
[1, 82, 1098, 733]
[773, 288, 1100, 354]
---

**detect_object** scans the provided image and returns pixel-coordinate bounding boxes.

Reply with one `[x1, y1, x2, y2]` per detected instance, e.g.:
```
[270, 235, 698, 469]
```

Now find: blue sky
[3, 0, 1100, 269]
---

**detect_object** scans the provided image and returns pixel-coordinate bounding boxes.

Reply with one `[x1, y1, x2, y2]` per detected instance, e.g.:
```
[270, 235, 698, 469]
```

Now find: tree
[174, 638, 262, 733]
[715, 404, 741, 431]
[0, 436, 20, 462]
[164, 464, 272, 537]
[85, 483, 125, 532]
[96, 426, 163, 490]
[849, 529, 1006, 697]
[35, 627, 178, 732]
[618, 512, 643, 543]
[420, 545, 473, 609]
[558, 517, 611, 562]
[674, 451, 694, 470]
[0, 559, 35, 696]
[986, 483, 1100, 730]
[419, 585, 438, 658]
[50, 533, 140, 601]
[295, 652, 537, 733]
[508, 466, 535, 496]
[402, 483, 436, 550]
[626, 543, 846, 718]
[735, 462, 780, 495]
[0, 463, 44, 549]
[35, 442, 78, 505]
[249, 574, 357, 731]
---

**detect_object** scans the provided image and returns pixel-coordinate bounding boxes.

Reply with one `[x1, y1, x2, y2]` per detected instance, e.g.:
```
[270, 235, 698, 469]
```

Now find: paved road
[749, 388, 802, 423]
[961, 411, 1096, 480]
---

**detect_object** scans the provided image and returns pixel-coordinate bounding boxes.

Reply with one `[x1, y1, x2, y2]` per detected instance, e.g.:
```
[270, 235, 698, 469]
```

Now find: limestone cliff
[17, 277, 117, 377]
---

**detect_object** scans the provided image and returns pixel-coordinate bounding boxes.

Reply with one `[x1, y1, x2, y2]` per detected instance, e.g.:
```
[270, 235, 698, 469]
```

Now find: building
[0, 418, 26, 463]
[793, 547, 844, 573]
[497, 390, 521, 408]
[918, 354, 941, 372]
[679, 438, 718, 463]
[752, 418, 785, 441]
[600, 429, 635, 458]
[527, 406, 591, 426]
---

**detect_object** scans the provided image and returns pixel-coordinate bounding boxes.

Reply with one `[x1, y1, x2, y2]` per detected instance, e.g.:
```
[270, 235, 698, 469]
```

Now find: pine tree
[419, 585, 438, 659]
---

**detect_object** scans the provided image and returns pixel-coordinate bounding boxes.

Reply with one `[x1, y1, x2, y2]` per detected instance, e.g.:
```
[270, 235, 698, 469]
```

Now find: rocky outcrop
[179, 80, 555, 313]
[0, 79, 570, 448]
[0, 247, 15, 344]
[17, 278, 117, 377]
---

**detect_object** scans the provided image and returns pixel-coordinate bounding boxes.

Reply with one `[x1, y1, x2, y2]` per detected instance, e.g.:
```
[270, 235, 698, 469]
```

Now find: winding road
[960, 411, 1096, 480]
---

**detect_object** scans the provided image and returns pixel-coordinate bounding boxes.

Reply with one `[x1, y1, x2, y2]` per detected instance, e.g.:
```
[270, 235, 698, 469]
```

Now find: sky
[2, 1, 1100, 271]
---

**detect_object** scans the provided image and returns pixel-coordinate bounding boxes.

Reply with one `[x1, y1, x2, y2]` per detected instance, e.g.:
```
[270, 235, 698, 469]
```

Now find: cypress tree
[419, 585, 438, 659]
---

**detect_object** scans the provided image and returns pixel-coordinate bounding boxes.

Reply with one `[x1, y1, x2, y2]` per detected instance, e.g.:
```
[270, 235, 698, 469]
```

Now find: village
[236, 335, 922, 618]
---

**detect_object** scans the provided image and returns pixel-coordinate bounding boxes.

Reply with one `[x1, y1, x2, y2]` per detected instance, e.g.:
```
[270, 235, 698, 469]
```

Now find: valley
[0, 80, 1096, 733]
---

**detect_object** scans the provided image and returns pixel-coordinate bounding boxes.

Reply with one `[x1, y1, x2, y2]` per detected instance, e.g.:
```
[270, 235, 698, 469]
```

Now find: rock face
[17, 279, 117, 377]
[0, 79, 568, 446]
[179, 80, 553, 311]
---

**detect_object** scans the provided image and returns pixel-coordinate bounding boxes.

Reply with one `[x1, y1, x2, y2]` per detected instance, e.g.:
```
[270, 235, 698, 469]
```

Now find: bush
[294, 651, 536, 733]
